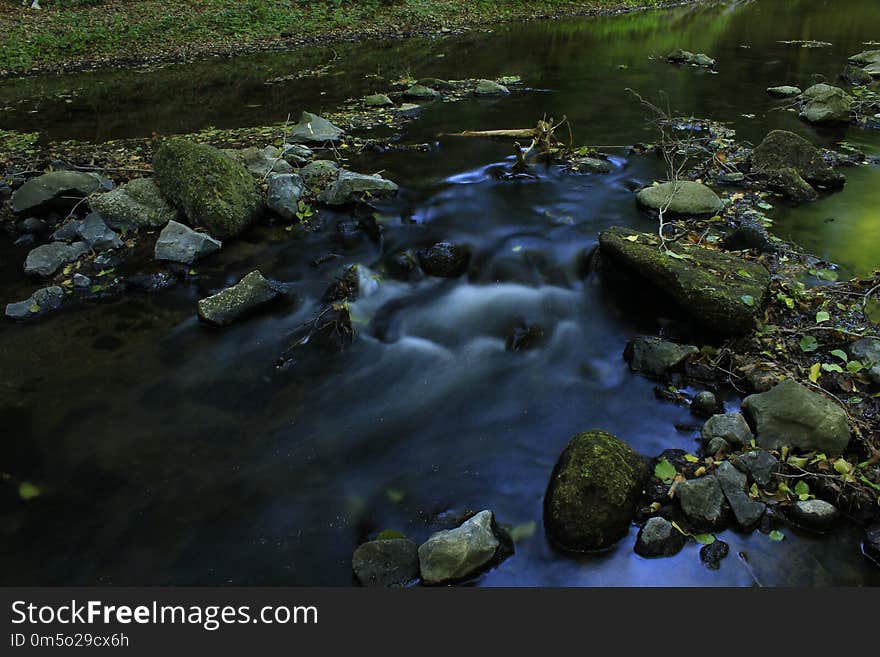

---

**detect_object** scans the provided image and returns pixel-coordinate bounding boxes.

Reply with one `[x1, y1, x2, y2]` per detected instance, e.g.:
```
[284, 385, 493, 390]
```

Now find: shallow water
[1, 0, 879, 586]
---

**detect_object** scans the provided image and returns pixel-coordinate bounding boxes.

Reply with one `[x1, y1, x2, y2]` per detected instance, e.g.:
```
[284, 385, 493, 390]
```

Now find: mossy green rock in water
[544, 430, 647, 552]
[197, 270, 279, 326]
[599, 226, 770, 336]
[636, 181, 723, 216]
[152, 138, 262, 238]
[798, 84, 852, 124]
[751, 130, 844, 188]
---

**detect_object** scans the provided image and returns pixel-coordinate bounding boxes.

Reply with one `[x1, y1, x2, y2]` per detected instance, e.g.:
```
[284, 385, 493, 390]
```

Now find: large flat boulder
[152, 138, 262, 238]
[289, 112, 344, 144]
[154, 220, 221, 264]
[599, 226, 770, 336]
[12, 171, 103, 214]
[636, 181, 723, 216]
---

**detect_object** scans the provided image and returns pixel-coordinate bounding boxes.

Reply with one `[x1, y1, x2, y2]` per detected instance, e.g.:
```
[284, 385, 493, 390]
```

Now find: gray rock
[790, 499, 840, 528]
[266, 173, 305, 221]
[73, 273, 91, 288]
[864, 524, 880, 560]
[19, 217, 49, 235]
[799, 84, 853, 123]
[403, 84, 442, 100]
[751, 130, 844, 189]
[624, 336, 698, 377]
[417, 241, 470, 278]
[11, 171, 103, 214]
[418, 510, 507, 584]
[742, 379, 850, 454]
[731, 450, 779, 487]
[474, 79, 510, 96]
[281, 143, 313, 165]
[154, 220, 221, 265]
[300, 160, 340, 187]
[197, 270, 279, 327]
[634, 517, 687, 557]
[849, 338, 880, 384]
[706, 437, 731, 455]
[51, 220, 83, 243]
[667, 49, 715, 67]
[691, 391, 721, 417]
[701, 412, 754, 447]
[700, 539, 729, 569]
[5, 286, 63, 320]
[636, 181, 723, 216]
[289, 112, 344, 143]
[317, 170, 398, 206]
[90, 178, 179, 230]
[223, 146, 294, 178]
[841, 64, 875, 86]
[77, 213, 122, 250]
[849, 49, 880, 67]
[768, 167, 819, 203]
[570, 156, 615, 174]
[676, 475, 727, 528]
[767, 85, 803, 97]
[716, 461, 765, 528]
[352, 538, 420, 587]
[24, 241, 89, 277]
[364, 94, 394, 107]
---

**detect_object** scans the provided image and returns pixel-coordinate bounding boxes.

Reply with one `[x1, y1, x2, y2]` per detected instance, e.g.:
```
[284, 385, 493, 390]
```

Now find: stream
[1, 0, 879, 586]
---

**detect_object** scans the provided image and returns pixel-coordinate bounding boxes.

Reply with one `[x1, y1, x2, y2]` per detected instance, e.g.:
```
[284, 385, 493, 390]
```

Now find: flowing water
[1, 0, 879, 586]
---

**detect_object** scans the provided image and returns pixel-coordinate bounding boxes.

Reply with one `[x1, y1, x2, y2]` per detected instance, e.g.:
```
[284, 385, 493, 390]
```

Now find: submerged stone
[751, 130, 844, 189]
[197, 270, 279, 326]
[667, 49, 715, 67]
[352, 538, 420, 587]
[417, 241, 470, 278]
[636, 181, 723, 216]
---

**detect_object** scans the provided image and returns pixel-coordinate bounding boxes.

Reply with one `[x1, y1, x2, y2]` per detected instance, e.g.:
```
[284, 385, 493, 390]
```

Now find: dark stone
[385, 251, 421, 281]
[676, 475, 728, 529]
[751, 130, 845, 189]
[197, 271, 279, 327]
[506, 321, 545, 352]
[634, 517, 687, 557]
[5, 285, 64, 320]
[731, 450, 779, 487]
[352, 538, 420, 587]
[768, 167, 819, 203]
[864, 524, 880, 561]
[716, 462, 766, 528]
[691, 391, 722, 417]
[700, 540, 729, 570]
[417, 241, 470, 278]
[723, 224, 773, 253]
[790, 499, 840, 529]
[624, 336, 698, 377]
[19, 217, 49, 235]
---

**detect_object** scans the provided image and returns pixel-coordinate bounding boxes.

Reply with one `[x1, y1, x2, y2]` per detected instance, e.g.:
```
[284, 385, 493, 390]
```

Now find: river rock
[364, 94, 394, 107]
[77, 213, 122, 251]
[317, 170, 398, 206]
[417, 510, 509, 584]
[841, 64, 875, 86]
[768, 167, 819, 203]
[691, 391, 722, 417]
[11, 170, 103, 214]
[5, 286, 64, 320]
[790, 499, 840, 528]
[634, 517, 686, 557]
[742, 379, 850, 454]
[677, 475, 727, 529]
[266, 173, 305, 221]
[197, 270, 279, 327]
[417, 241, 470, 278]
[849, 338, 880, 384]
[224, 146, 293, 177]
[706, 437, 730, 455]
[281, 143, 313, 165]
[731, 450, 778, 487]
[716, 461, 765, 528]
[19, 217, 50, 235]
[701, 412, 753, 447]
[154, 220, 221, 265]
[700, 539, 729, 570]
[750, 130, 844, 189]
[300, 160, 340, 187]
[636, 181, 723, 216]
[667, 49, 715, 67]
[153, 138, 262, 238]
[864, 524, 880, 561]
[474, 79, 510, 95]
[599, 226, 770, 335]
[767, 85, 802, 97]
[90, 178, 179, 230]
[624, 336, 698, 377]
[73, 273, 91, 288]
[849, 49, 880, 68]
[570, 156, 615, 174]
[51, 220, 83, 243]
[24, 241, 89, 277]
[402, 84, 442, 100]
[799, 84, 853, 123]
[289, 112, 344, 143]
[544, 430, 647, 551]
[352, 538, 420, 587]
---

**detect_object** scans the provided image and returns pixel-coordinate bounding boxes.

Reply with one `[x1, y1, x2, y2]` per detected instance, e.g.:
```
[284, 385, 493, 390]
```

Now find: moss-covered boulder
[152, 138, 262, 238]
[636, 181, 723, 216]
[599, 226, 770, 336]
[798, 84, 852, 124]
[544, 430, 647, 552]
[750, 130, 844, 189]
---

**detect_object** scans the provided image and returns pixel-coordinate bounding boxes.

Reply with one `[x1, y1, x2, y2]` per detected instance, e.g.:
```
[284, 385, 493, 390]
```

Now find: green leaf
[27, 304, 41, 313]
[694, 534, 716, 545]
[829, 349, 848, 362]
[768, 530, 785, 542]
[822, 363, 844, 373]
[794, 480, 810, 498]
[18, 482, 41, 500]
[816, 269, 839, 282]
[799, 335, 819, 352]
[846, 360, 864, 374]
[654, 459, 676, 483]
[741, 294, 755, 307]
[815, 310, 830, 323]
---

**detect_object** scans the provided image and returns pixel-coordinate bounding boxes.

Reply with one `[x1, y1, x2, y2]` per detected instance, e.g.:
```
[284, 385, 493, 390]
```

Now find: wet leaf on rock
[768, 530, 785, 542]
[654, 459, 676, 483]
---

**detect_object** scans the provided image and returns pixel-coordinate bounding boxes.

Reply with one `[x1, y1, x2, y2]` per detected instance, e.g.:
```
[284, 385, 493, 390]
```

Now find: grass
[0, 0, 670, 75]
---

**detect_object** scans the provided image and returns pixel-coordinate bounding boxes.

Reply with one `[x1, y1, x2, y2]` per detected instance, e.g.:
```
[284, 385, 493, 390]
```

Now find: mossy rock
[636, 181, 723, 216]
[544, 430, 647, 552]
[799, 84, 852, 124]
[599, 226, 769, 336]
[750, 130, 844, 188]
[153, 138, 262, 238]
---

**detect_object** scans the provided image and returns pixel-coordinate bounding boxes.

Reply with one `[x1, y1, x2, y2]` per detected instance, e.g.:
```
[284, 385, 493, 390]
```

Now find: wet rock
[790, 499, 840, 528]
[474, 79, 510, 95]
[77, 213, 122, 251]
[700, 539, 729, 570]
[289, 111, 344, 143]
[634, 517, 687, 557]
[352, 538, 420, 587]
[543, 430, 647, 551]
[197, 270, 279, 327]
[841, 64, 875, 86]
[701, 412, 753, 448]
[636, 181, 723, 216]
[864, 524, 880, 561]
[742, 379, 850, 454]
[5, 286, 63, 320]
[14, 234, 35, 247]
[91, 178, 179, 230]
[624, 336, 698, 377]
[799, 83, 853, 123]
[751, 130, 844, 189]
[768, 167, 819, 203]
[599, 226, 770, 336]
[364, 93, 394, 107]
[153, 138, 262, 238]
[51, 219, 83, 243]
[667, 49, 715, 67]
[691, 391, 722, 417]
[849, 338, 880, 384]
[24, 241, 89, 277]
[767, 85, 802, 97]
[506, 321, 545, 352]
[385, 250, 421, 281]
[706, 437, 730, 455]
[223, 146, 293, 178]
[154, 220, 222, 265]
[73, 273, 91, 288]
[570, 156, 615, 174]
[723, 223, 773, 253]
[281, 143, 313, 165]
[849, 49, 880, 68]
[715, 171, 746, 185]
[18, 217, 49, 235]
[743, 366, 778, 393]
[676, 475, 727, 529]
[417, 241, 470, 278]
[11, 170, 103, 214]
[731, 450, 779, 487]
[418, 510, 511, 585]
[266, 173, 305, 221]
[300, 160, 340, 187]
[402, 84, 442, 100]
[717, 461, 765, 528]
[317, 170, 398, 206]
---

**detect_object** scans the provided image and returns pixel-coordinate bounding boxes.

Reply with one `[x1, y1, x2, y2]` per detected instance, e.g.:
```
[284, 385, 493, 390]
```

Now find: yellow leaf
[809, 362, 822, 383]
[624, 235, 640, 242]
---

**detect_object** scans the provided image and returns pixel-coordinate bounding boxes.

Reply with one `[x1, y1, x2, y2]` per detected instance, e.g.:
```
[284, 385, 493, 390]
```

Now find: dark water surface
[1, 0, 879, 586]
